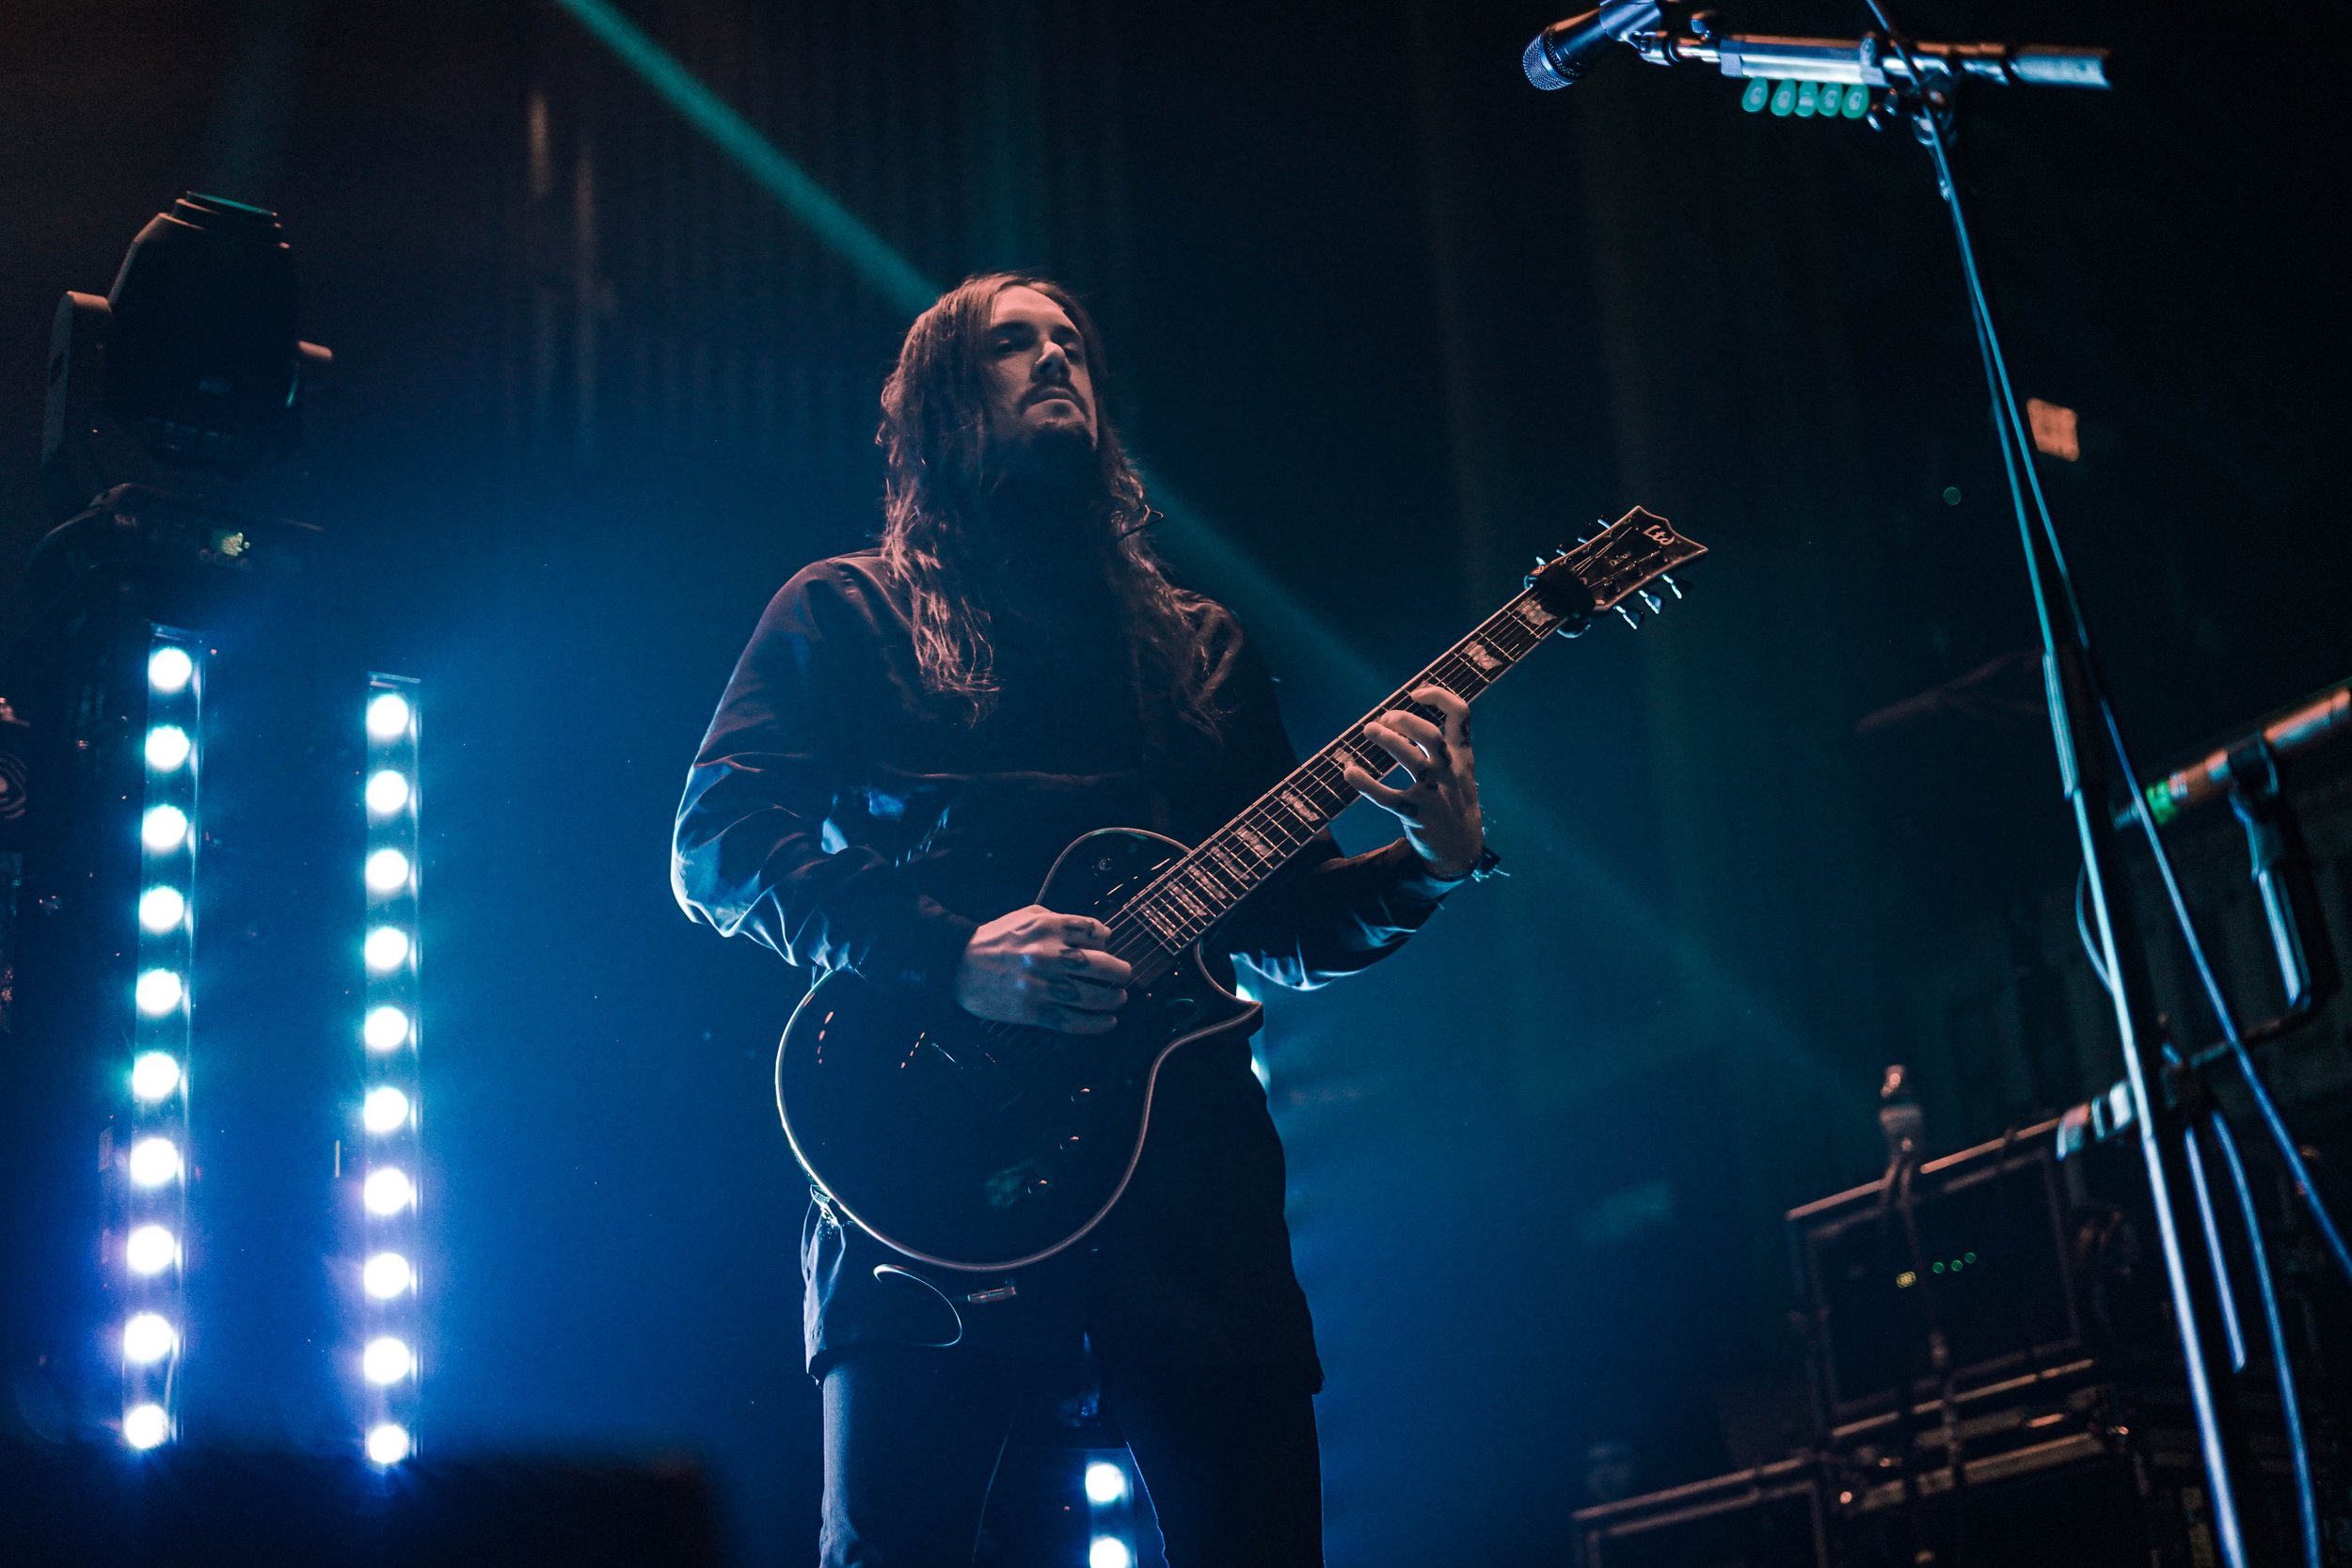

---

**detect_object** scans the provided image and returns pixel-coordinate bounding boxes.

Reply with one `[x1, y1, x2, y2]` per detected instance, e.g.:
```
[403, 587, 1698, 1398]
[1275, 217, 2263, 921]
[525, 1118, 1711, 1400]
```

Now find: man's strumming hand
[1341, 684, 1486, 880]
[952, 906, 1134, 1035]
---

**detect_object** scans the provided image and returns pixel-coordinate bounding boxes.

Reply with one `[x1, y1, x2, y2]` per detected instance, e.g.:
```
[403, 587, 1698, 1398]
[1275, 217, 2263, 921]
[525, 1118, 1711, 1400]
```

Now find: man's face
[980, 285, 1098, 455]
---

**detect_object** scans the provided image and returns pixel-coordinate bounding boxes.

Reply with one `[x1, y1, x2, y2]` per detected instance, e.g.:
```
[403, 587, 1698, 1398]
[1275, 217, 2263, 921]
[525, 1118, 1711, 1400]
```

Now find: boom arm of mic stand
[1629, 28, 2112, 90]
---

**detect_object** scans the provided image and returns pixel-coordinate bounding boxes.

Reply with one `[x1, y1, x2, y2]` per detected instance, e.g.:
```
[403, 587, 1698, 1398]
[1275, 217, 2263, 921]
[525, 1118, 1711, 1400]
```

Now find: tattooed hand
[953, 906, 1133, 1034]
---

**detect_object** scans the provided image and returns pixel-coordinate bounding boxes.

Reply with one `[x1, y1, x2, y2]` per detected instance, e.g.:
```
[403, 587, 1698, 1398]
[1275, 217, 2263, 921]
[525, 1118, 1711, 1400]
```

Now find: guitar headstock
[1527, 506, 1706, 631]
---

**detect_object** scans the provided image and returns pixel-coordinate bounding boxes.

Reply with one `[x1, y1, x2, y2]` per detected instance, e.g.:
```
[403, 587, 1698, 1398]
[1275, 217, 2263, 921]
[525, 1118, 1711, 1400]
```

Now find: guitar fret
[1252, 808, 1301, 845]
[1136, 902, 1185, 949]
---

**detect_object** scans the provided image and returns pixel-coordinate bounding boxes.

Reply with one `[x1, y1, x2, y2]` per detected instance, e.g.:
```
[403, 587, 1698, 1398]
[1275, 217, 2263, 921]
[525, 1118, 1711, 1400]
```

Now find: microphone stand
[1574, 8, 2346, 1565]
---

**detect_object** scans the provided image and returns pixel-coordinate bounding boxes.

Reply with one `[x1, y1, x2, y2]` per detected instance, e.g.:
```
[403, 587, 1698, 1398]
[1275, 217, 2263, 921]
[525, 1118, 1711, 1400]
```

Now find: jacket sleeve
[670, 564, 977, 992]
[1207, 619, 1464, 990]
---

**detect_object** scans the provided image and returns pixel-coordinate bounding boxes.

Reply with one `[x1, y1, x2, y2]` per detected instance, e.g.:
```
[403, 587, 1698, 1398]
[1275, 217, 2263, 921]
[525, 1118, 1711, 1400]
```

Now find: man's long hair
[876, 272, 1232, 735]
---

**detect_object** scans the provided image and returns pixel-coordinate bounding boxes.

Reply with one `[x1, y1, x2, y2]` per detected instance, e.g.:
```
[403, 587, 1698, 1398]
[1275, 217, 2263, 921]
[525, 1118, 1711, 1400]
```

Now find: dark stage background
[3, 2, 2348, 1562]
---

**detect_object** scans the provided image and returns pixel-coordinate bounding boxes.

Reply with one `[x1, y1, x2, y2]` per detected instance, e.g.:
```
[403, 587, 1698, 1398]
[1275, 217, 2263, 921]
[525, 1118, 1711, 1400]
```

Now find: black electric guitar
[774, 507, 1706, 1271]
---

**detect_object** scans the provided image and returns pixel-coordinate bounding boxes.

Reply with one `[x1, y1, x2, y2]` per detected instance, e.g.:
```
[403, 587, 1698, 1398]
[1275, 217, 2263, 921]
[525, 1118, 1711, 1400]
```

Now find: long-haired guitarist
[672, 273, 1488, 1567]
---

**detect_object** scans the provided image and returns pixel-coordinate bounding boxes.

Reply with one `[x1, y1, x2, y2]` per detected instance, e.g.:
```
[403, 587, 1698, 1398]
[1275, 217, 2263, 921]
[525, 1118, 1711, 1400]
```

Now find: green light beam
[549, 0, 939, 318]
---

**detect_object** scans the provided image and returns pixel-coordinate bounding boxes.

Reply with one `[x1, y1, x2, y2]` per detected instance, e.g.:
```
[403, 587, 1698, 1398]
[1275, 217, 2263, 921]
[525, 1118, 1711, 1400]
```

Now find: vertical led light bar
[1084, 1455, 1137, 1568]
[119, 631, 201, 1451]
[357, 675, 421, 1465]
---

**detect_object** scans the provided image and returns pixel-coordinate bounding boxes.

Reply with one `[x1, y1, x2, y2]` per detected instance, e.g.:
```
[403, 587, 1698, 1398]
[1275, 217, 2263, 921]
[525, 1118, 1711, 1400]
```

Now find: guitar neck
[1111, 582, 1569, 957]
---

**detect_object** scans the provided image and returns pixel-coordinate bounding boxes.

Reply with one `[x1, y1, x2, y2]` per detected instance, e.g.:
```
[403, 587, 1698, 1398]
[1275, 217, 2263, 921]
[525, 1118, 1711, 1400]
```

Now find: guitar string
[1104, 639, 1517, 956]
[967, 622, 1533, 1070]
[975, 629, 1519, 1073]
[1001, 658, 1529, 1062]
[1110, 592, 1553, 947]
[1122, 599, 1536, 913]
[962, 532, 1672, 1071]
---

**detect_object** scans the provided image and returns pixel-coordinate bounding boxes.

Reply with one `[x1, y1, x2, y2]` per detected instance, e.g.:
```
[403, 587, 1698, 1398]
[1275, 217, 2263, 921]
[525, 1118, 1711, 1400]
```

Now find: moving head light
[43, 193, 331, 517]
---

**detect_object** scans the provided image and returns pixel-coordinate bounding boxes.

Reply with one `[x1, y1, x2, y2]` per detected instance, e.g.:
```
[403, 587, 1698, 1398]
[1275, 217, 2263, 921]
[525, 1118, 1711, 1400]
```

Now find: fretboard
[1109, 582, 1570, 961]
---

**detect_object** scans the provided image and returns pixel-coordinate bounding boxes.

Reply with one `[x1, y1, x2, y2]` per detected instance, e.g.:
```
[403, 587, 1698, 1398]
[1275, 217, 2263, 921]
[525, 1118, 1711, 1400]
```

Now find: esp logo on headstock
[1529, 506, 1707, 630]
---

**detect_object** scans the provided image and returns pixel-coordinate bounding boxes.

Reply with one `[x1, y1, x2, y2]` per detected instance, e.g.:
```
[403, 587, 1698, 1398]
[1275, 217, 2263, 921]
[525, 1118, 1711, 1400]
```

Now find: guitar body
[774, 828, 1262, 1273]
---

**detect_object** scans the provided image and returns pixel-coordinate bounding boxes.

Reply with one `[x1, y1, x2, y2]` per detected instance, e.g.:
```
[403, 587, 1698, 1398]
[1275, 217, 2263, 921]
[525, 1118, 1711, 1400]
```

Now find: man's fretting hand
[1341, 685, 1486, 880]
[952, 906, 1134, 1034]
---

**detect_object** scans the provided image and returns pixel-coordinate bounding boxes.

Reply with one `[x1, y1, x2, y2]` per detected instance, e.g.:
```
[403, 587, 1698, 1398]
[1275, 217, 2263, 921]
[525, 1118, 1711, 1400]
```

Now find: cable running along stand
[1532, 8, 2352, 1565]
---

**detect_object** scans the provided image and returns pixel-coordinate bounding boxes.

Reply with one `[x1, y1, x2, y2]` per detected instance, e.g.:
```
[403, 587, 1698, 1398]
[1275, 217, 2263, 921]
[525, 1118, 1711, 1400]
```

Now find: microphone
[2120, 677, 2352, 829]
[1521, 1, 1661, 90]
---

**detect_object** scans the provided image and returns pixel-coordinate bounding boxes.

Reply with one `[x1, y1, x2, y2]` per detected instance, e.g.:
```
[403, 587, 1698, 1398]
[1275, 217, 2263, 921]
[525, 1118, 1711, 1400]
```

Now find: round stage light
[141, 804, 190, 853]
[365, 1422, 412, 1465]
[364, 847, 411, 894]
[122, 1312, 178, 1365]
[148, 646, 195, 694]
[363, 1251, 415, 1300]
[130, 1051, 183, 1103]
[366, 768, 411, 815]
[363, 1006, 411, 1053]
[363, 1166, 415, 1215]
[125, 1223, 179, 1276]
[362, 1085, 412, 1134]
[134, 970, 184, 1017]
[123, 1402, 170, 1450]
[366, 693, 412, 741]
[363, 1335, 416, 1386]
[1085, 1462, 1128, 1505]
[128, 1136, 183, 1188]
[138, 884, 187, 933]
[144, 725, 192, 772]
[1089, 1537, 1134, 1568]
[363, 926, 411, 972]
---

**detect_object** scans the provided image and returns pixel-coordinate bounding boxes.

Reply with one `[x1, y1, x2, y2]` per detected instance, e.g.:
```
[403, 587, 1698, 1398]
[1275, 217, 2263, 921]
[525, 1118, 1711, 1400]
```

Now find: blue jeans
[818, 1344, 1322, 1567]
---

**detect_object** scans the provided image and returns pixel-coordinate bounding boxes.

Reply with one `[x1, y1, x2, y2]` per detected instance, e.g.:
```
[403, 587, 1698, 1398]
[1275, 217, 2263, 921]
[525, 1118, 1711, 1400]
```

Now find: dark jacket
[671, 550, 1457, 1383]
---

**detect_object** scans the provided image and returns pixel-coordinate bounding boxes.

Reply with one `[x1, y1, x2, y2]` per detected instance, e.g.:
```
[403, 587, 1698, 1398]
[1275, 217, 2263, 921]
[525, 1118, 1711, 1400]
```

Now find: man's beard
[958, 421, 1122, 621]
[978, 420, 1112, 553]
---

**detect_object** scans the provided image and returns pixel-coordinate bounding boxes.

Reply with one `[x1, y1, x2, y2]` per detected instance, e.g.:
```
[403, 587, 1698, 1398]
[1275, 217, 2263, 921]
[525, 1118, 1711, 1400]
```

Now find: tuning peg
[1639, 589, 1664, 614]
[1616, 604, 1643, 629]
[1534, 554, 1548, 568]
[1659, 573, 1683, 600]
